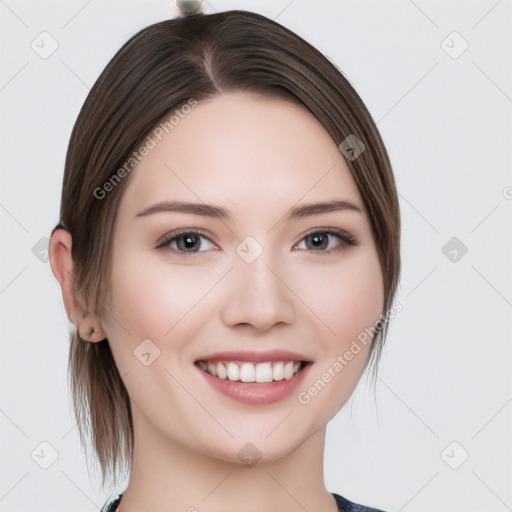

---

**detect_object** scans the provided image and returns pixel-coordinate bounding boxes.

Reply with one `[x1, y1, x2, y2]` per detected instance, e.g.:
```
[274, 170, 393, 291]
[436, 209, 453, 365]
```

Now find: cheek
[105, 250, 227, 349]
[294, 252, 383, 422]
[296, 250, 384, 346]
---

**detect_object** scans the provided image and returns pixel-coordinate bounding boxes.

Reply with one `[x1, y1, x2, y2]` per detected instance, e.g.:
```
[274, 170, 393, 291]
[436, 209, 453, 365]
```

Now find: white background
[0, 1, 511, 511]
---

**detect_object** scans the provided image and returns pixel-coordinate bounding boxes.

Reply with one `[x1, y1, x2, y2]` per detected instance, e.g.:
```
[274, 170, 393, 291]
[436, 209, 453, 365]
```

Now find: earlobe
[77, 321, 107, 343]
[49, 228, 107, 343]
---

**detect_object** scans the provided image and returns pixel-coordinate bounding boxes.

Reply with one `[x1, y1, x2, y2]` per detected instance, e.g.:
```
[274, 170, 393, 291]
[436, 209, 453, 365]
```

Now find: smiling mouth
[195, 360, 310, 383]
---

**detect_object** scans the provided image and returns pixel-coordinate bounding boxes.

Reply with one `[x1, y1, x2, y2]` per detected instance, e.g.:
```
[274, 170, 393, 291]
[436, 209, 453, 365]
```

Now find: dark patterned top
[100, 491, 386, 512]
[332, 492, 386, 511]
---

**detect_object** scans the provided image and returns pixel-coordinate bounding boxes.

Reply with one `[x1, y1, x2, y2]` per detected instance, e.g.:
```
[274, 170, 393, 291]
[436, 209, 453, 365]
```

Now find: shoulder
[100, 492, 123, 512]
[332, 492, 387, 512]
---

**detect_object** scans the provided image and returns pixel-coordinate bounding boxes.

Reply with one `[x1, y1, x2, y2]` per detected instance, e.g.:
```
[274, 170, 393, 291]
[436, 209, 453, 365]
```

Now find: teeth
[207, 362, 217, 377]
[240, 362, 255, 382]
[255, 362, 273, 383]
[227, 362, 240, 381]
[284, 361, 294, 380]
[198, 360, 304, 383]
[273, 361, 284, 381]
[216, 361, 227, 379]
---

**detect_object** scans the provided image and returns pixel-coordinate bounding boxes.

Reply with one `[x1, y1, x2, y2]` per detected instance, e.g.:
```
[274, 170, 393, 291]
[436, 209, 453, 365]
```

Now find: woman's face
[102, 92, 384, 463]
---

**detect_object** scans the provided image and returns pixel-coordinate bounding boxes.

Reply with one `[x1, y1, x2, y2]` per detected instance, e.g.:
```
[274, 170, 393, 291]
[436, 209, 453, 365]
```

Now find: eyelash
[155, 228, 357, 258]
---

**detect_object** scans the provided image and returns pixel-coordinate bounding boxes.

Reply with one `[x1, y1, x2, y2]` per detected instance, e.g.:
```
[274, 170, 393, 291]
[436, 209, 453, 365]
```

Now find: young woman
[49, 7, 400, 512]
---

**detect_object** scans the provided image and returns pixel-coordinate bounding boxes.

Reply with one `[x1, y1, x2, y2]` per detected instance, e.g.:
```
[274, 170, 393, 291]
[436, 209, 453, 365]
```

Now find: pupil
[309, 233, 327, 250]
[179, 234, 199, 251]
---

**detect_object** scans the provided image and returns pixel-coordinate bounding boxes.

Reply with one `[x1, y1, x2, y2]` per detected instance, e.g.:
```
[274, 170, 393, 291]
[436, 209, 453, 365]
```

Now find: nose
[219, 252, 296, 332]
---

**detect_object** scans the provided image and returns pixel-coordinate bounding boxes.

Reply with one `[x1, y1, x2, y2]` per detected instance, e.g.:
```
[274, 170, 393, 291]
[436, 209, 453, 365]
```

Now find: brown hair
[53, 10, 400, 491]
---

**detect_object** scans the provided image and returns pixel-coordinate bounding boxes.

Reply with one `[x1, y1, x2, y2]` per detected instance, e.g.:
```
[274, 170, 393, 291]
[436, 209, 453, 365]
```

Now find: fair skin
[51, 92, 384, 512]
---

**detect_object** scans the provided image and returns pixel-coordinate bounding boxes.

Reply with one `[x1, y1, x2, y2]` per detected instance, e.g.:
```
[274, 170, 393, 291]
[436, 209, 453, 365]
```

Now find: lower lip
[197, 363, 312, 405]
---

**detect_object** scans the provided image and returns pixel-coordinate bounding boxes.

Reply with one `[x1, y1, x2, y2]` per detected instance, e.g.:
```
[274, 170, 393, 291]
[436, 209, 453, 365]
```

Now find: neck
[117, 408, 339, 512]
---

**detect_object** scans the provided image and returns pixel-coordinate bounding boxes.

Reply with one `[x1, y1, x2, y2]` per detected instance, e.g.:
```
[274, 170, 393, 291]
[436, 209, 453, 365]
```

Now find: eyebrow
[135, 199, 362, 221]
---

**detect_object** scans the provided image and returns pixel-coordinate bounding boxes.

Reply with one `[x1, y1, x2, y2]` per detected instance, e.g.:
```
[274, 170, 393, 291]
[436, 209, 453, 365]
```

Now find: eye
[294, 228, 356, 254]
[156, 230, 217, 256]
[155, 227, 357, 257]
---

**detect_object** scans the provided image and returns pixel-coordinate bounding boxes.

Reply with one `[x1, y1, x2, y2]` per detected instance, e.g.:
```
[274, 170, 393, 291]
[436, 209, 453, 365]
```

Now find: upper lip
[195, 350, 313, 363]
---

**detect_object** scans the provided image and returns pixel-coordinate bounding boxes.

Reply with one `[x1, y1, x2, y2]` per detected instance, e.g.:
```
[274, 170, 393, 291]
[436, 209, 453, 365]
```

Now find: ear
[49, 228, 107, 342]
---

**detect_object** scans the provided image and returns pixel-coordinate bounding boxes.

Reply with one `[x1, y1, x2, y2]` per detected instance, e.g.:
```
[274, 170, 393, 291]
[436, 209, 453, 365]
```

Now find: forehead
[119, 92, 362, 216]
